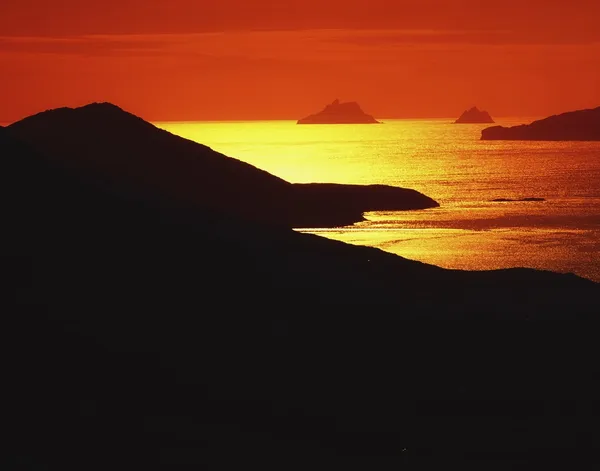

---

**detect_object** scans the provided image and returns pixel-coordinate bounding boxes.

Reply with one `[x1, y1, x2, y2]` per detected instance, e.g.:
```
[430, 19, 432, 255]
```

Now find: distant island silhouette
[297, 99, 381, 124]
[3, 102, 600, 471]
[454, 106, 494, 124]
[481, 106, 600, 140]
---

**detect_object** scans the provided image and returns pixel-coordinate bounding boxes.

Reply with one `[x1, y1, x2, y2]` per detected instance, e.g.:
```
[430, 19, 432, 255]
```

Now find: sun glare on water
[155, 119, 430, 185]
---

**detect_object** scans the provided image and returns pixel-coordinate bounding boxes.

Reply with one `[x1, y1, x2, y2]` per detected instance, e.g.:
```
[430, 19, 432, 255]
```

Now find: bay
[156, 118, 600, 282]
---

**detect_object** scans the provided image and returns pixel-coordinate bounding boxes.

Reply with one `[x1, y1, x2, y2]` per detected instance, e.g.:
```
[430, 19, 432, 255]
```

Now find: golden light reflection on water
[157, 120, 402, 184]
[300, 226, 600, 282]
[156, 119, 600, 282]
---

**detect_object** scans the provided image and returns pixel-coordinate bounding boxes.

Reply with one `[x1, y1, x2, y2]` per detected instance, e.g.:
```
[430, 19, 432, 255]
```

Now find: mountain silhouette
[454, 106, 494, 124]
[6, 103, 433, 227]
[481, 106, 600, 140]
[297, 99, 381, 124]
[3, 105, 600, 470]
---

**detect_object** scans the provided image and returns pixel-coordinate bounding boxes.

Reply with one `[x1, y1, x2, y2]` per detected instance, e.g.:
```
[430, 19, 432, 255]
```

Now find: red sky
[1, 0, 599, 122]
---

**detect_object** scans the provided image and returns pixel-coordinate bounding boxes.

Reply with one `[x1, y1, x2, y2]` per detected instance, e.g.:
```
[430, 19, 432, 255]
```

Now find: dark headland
[5, 103, 435, 228]
[454, 106, 495, 124]
[3, 103, 600, 471]
[297, 98, 381, 124]
[481, 106, 600, 140]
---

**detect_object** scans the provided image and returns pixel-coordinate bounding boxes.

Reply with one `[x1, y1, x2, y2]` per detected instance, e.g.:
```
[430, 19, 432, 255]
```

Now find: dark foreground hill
[2, 116, 600, 470]
[6, 103, 434, 228]
[482, 106, 600, 140]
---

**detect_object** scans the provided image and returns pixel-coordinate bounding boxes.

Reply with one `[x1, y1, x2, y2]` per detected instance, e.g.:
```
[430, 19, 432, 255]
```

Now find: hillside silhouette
[7, 103, 433, 227]
[482, 106, 600, 140]
[3, 105, 600, 470]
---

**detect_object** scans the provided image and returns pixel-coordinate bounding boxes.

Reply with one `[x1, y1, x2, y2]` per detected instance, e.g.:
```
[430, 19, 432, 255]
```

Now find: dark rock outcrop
[297, 99, 381, 124]
[491, 197, 545, 202]
[6, 103, 431, 228]
[454, 106, 494, 124]
[290, 183, 439, 226]
[481, 106, 600, 140]
[3, 108, 600, 471]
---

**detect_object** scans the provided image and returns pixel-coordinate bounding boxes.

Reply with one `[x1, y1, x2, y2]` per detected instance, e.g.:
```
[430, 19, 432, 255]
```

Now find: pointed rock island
[297, 99, 381, 124]
[481, 106, 600, 141]
[454, 106, 494, 124]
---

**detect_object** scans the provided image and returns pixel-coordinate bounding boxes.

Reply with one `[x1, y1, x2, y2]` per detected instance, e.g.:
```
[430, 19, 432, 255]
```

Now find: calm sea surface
[156, 119, 600, 282]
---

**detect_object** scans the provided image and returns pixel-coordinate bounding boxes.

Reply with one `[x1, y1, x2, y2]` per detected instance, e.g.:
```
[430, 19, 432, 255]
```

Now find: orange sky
[1, 0, 599, 122]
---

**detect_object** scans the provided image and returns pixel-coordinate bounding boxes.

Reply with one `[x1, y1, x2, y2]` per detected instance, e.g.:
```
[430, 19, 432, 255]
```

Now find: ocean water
[156, 119, 600, 282]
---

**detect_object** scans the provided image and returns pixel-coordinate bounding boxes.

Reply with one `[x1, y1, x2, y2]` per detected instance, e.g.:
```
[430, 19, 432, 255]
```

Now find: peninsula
[5, 103, 435, 229]
[297, 99, 381, 124]
[454, 106, 494, 123]
[481, 106, 600, 140]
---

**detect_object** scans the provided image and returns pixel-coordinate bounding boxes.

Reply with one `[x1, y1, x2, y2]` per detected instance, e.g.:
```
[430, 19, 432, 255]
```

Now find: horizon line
[0, 115, 537, 126]
[0, 113, 550, 127]
[150, 115, 540, 124]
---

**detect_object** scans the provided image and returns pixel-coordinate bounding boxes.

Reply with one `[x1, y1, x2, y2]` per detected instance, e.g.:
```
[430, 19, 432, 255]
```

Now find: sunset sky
[1, 0, 599, 122]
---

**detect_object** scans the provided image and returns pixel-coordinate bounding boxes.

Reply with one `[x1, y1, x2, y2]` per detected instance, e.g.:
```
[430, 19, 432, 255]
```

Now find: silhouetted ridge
[481, 106, 600, 140]
[9, 103, 297, 227]
[16, 101, 156, 132]
[7, 103, 436, 227]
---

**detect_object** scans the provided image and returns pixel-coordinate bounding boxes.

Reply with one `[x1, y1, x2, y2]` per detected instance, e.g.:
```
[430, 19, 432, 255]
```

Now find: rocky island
[297, 99, 381, 124]
[454, 106, 494, 123]
[481, 106, 600, 140]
